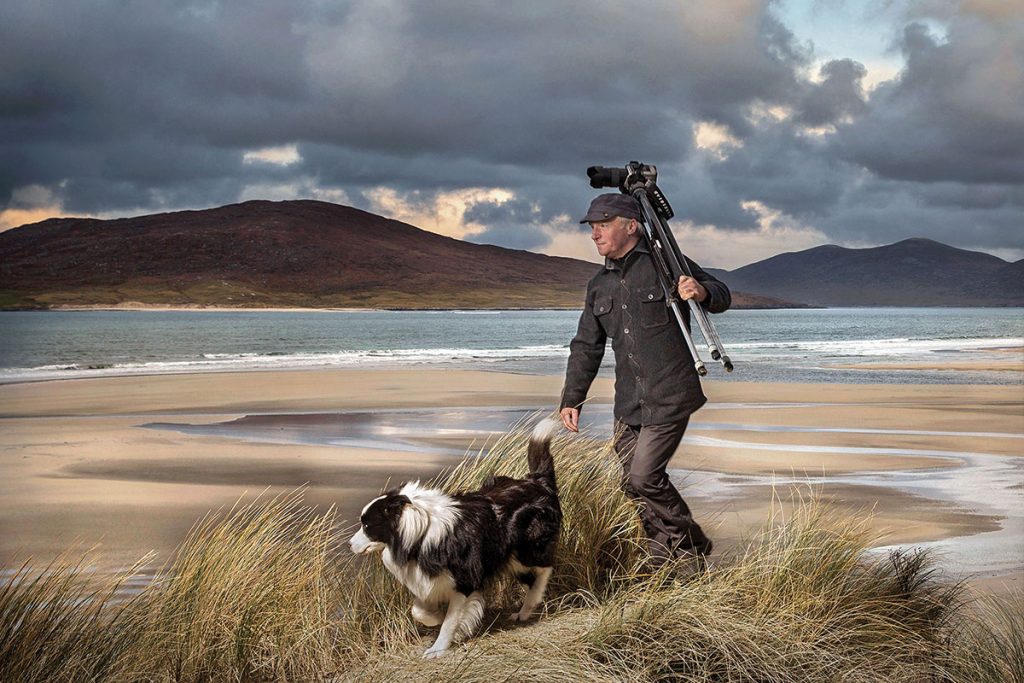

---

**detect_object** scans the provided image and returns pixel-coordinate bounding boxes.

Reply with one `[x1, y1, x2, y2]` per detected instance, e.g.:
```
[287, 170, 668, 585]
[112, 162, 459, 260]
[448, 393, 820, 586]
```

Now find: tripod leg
[653, 210, 733, 371]
[697, 304, 733, 372]
[684, 298, 732, 370]
[669, 301, 707, 376]
[685, 297, 722, 360]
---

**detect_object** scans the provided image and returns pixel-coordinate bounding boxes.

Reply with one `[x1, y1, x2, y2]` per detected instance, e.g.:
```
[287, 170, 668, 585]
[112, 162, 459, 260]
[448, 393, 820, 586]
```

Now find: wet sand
[833, 358, 1023, 373]
[0, 369, 1021, 596]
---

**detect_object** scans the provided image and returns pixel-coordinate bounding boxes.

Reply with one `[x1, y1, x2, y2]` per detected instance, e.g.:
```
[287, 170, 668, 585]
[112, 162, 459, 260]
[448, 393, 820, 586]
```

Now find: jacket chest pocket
[593, 295, 618, 336]
[640, 287, 669, 328]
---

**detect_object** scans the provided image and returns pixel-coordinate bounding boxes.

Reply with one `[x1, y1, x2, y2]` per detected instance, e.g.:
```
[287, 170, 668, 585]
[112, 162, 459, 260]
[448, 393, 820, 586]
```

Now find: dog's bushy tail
[528, 419, 559, 484]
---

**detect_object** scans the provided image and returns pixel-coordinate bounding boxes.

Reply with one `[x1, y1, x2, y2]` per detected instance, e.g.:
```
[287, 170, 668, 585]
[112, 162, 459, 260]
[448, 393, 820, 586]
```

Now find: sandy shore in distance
[46, 304, 580, 312]
[832, 359, 1023, 373]
[1, 369, 1021, 597]
[49, 303, 381, 312]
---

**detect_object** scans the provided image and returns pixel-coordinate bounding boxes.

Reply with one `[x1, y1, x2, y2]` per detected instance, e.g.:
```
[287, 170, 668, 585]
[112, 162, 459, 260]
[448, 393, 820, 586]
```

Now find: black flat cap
[579, 193, 642, 223]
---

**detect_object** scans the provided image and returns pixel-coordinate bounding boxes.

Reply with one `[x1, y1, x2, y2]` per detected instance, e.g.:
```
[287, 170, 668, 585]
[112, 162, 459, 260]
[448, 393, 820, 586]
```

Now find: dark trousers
[615, 418, 712, 561]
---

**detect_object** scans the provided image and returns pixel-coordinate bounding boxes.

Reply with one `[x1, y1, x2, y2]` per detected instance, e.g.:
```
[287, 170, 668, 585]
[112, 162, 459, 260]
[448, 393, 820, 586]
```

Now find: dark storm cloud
[296, 1, 805, 163]
[795, 59, 868, 127]
[701, 125, 857, 224]
[813, 176, 1024, 249]
[1, 0, 1021, 261]
[1, 0, 803, 201]
[832, 20, 1024, 184]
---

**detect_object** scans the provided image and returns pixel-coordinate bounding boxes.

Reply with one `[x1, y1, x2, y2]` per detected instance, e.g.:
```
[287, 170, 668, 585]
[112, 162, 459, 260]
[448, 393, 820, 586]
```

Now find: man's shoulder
[585, 264, 611, 289]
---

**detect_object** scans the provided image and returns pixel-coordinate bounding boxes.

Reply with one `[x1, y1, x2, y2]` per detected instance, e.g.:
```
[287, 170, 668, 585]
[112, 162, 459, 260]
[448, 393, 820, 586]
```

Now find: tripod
[587, 161, 734, 376]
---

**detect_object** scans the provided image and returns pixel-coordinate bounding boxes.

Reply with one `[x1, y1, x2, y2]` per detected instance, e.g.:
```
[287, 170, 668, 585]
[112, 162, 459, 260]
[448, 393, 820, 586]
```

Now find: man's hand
[559, 407, 579, 433]
[678, 275, 708, 302]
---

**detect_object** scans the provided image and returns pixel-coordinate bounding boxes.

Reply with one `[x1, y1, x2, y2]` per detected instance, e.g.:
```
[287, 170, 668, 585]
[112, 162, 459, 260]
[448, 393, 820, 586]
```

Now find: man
[559, 193, 730, 565]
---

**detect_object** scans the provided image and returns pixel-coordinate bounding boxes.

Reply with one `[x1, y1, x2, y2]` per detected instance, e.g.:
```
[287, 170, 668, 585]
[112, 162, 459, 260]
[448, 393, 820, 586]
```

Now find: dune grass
[1, 422, 1021, 682]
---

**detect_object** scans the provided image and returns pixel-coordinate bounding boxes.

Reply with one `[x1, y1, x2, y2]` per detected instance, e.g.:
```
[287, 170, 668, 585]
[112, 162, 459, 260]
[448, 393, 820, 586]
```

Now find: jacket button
[622, 304, 627, 309]
[624, 328, 629, 334]
[598, 306, 604, 312]
[648, 294, 654, 299]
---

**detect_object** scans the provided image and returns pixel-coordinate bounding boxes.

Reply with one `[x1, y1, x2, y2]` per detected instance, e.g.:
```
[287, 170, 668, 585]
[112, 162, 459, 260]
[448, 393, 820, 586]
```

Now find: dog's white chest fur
[382, 548, 455, 605]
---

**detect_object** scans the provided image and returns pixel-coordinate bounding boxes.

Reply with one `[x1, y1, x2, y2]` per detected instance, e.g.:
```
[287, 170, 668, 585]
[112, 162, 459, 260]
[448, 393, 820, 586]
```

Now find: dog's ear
[387, 494, 412, 510]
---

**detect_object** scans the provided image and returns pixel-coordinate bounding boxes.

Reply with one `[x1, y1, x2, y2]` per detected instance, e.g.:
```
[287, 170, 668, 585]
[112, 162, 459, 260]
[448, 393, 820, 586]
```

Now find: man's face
[590, 216, 638, 259]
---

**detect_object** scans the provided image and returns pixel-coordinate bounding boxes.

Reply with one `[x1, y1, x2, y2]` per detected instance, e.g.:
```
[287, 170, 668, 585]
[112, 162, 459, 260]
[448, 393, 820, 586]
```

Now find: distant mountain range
[708, 238, 1022, 307]
[0, 200, 1019, 309]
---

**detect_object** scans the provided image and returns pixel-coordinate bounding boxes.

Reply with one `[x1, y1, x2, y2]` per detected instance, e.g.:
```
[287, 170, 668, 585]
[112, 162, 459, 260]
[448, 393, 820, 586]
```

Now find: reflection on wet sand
[141, 404, 1024, 576]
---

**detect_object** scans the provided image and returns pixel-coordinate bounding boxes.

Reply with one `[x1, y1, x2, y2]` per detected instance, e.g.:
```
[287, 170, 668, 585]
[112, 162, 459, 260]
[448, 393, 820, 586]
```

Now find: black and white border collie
[349, 419, 562, 658]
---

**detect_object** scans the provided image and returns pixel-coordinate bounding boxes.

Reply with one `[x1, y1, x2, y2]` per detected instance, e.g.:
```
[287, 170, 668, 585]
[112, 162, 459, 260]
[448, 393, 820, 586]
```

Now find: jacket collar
[604, 239, 650, 271]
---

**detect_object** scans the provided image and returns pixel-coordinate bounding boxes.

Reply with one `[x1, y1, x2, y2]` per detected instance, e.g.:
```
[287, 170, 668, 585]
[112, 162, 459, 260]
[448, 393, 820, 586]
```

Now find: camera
[587, 161, 673, 220]
[586, 161, 658, 190]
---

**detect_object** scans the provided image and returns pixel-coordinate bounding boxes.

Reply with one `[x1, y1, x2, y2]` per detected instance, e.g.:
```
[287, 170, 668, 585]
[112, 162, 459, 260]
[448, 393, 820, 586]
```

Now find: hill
[0, 200, 792, 310]
[717, 238, 1023, 306]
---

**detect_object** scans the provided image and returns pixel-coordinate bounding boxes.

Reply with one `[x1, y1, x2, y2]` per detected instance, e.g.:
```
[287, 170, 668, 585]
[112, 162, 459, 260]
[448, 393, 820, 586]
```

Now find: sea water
[1, 308, 1021, 385]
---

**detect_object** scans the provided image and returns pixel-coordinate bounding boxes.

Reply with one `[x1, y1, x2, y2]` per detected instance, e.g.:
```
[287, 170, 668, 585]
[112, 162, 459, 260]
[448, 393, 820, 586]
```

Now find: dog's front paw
[510, 609, 535, 622]
[422, 644, 449, 659]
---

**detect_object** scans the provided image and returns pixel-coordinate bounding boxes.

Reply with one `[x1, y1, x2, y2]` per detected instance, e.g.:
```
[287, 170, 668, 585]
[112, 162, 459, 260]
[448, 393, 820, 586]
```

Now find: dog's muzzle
[349, 527, 385, 555]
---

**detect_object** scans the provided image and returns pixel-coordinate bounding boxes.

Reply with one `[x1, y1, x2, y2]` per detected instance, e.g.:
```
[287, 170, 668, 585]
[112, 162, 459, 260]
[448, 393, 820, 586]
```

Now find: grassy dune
[2, 424, 1021, 682]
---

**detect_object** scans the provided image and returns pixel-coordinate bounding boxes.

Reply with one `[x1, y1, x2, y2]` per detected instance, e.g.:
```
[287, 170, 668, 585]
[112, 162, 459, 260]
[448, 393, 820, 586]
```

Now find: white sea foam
[0, 344, 572, 381]
[725, 336, 1023, 357]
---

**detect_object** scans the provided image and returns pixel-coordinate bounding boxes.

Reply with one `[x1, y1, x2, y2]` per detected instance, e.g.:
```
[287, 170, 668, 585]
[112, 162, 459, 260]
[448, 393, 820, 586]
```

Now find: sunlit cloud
[694, 121, 743, 159]
[798, 123, 838, 138]
[860, 59, 902, 92]
[536, 214, 603, 265]
[242, 144, 301, 166]
[746, 102, 793, 125]
[0, 206, 68, 231]
[961, 0, 1024, 19]
[0, 184, 74, 231]
[364, 187, 515, 240]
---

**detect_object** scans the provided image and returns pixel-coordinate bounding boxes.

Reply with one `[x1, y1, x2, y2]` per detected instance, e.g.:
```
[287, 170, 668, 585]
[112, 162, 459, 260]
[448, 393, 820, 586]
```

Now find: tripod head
[586, 161, 674, 220]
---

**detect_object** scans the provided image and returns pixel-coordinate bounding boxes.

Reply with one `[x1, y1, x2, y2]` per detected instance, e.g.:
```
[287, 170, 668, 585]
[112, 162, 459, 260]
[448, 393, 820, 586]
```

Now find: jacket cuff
[560, 394, 584, 411]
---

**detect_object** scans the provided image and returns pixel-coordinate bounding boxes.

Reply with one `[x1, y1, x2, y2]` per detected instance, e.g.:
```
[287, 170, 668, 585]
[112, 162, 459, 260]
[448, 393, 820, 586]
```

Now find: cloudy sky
[1, 0, 1021, 269]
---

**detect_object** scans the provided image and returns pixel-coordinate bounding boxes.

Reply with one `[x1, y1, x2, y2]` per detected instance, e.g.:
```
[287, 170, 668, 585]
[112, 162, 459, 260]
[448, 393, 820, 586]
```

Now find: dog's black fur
[349, 420, 562, 658]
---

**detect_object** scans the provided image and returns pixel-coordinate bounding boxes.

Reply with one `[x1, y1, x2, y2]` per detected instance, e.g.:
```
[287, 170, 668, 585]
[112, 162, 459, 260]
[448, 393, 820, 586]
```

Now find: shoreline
[45, 304, 382, 313]
[2, 352, 1022, 389]
[11, 303, 1023, 313]
[1, 368, 1021, 597]
[17, 304, 585, 313]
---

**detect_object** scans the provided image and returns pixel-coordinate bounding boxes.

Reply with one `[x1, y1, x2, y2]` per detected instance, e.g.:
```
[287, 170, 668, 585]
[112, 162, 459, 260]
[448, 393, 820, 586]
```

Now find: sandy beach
[1, 368, 1021, 597]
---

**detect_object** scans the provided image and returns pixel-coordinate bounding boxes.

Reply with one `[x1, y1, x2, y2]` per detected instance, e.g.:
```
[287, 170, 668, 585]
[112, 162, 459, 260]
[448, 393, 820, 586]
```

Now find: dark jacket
[560, 241, 731, 426]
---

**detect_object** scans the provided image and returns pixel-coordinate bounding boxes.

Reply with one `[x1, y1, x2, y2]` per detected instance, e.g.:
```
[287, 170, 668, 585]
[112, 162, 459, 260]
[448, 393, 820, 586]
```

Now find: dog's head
[349, 491, 411, 555]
